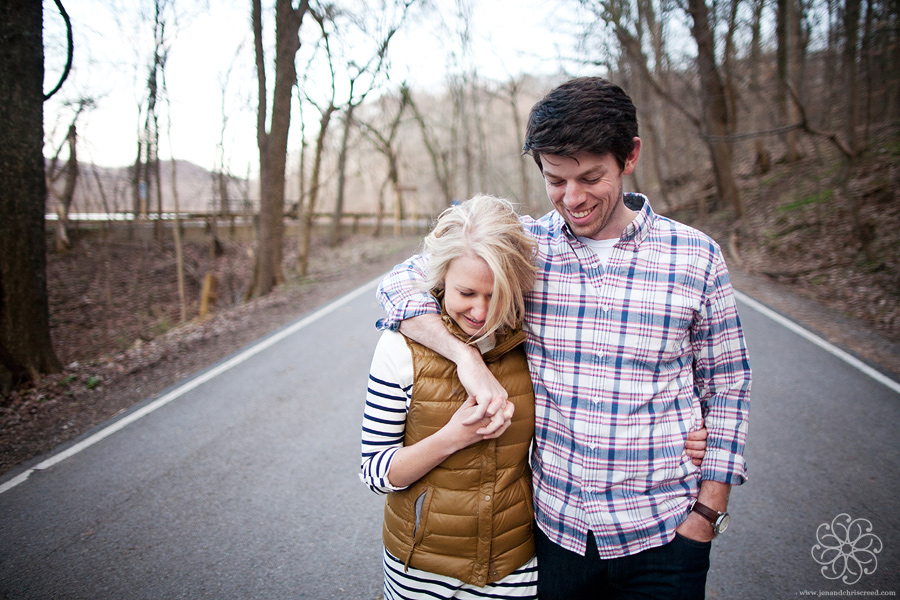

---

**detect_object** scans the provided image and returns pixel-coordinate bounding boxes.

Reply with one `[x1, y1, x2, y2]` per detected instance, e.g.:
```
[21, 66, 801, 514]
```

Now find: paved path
[706, 292, 900, 597]
[0, 277, 387, 600]
[1, 277, 898, 599]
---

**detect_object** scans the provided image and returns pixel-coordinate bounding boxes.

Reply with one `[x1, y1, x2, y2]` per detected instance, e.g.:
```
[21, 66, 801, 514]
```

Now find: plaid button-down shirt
[376, 195, 750, 559]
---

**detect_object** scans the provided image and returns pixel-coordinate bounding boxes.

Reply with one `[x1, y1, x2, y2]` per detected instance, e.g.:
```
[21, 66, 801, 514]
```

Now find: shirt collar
[622, 193, 654, 247]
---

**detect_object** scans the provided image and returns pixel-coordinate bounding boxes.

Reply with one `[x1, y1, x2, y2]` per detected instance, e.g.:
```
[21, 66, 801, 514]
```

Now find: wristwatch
[691, 501, 730, 536]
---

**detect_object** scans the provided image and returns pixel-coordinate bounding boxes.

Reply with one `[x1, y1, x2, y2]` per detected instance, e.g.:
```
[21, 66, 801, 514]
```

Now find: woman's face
[443, 254, 494, 337]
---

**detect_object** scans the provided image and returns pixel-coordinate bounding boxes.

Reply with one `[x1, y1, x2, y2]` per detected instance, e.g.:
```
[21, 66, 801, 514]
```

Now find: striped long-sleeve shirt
[375, 195, 751, 560]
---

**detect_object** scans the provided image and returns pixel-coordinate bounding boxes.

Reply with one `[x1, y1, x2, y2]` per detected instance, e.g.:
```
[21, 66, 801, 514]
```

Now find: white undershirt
[575, 235, 619, 267]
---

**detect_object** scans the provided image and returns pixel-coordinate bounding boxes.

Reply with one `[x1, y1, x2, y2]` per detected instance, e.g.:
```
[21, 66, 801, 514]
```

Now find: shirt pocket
[632, 287, 696, 366]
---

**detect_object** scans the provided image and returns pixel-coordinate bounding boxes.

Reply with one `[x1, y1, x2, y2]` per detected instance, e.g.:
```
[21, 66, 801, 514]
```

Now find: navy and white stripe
[360, 331, 414, 494]
[382, 548, 538, 600]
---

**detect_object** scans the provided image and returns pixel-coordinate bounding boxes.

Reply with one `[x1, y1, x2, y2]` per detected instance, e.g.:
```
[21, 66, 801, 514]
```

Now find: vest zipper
[404, 487, 431, 572]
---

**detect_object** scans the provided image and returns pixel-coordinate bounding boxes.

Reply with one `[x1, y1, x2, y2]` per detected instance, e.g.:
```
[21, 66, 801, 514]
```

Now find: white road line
[0, 274, 384, 496]
[735, 289, 900, 395]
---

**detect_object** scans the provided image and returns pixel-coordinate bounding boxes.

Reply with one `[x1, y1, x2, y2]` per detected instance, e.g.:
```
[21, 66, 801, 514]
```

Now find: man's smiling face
[540, 143, 641, 241]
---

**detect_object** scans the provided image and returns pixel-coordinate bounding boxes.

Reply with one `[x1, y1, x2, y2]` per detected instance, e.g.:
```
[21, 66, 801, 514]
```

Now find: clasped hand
[441, 397, 515, 452]
[455, 351, 513, 437]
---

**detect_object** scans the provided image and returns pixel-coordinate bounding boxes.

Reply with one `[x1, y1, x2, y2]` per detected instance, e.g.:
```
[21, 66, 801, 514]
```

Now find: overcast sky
[42, 0, 588, 174]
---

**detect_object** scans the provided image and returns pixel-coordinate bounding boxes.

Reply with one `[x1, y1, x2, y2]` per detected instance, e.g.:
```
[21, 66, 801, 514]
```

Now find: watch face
[715, 513, 730, 535]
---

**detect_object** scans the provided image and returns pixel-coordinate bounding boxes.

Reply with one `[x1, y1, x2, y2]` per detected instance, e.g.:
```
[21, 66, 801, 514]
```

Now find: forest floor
[1, 126, 898, 477]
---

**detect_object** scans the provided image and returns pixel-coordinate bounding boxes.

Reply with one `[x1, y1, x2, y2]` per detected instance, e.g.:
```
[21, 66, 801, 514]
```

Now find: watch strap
[691, 501, 723, 524]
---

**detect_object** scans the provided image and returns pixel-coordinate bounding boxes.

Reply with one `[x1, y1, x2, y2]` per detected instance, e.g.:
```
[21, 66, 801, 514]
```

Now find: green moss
[777, 189, 833, 213]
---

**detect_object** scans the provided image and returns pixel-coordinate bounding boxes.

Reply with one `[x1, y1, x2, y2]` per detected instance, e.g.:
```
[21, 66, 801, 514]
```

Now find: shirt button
[485, 495, 491, 501]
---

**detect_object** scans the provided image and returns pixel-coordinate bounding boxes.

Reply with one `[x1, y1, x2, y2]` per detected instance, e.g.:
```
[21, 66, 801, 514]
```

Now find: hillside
[672, 124, 899, 341]
[45, 159, 250, 215]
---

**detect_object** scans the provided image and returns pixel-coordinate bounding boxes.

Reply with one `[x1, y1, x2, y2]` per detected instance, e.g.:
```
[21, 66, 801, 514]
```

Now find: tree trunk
[329, 103, 357, 247]
[251, 0, 309, 297]
[749, 0, 772, 174]
[169, 159, 187, 323]
[132, 141, 143, 217]
[687, 0, 744, 218]
[374, 178, 388, 238]
[391, 163, 404, 237]
[776, 0, 803, 161]
[409, 95, 453, 206]
[504, 77, 534, 213]
[842, 0, 862, 155]
[50, 123, 79, 253]
[0, 0, 62, 392]
[296, 104, 336, 277]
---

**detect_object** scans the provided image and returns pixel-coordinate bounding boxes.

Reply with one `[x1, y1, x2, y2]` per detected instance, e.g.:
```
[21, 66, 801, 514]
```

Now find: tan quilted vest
[382, 314, 536, 587]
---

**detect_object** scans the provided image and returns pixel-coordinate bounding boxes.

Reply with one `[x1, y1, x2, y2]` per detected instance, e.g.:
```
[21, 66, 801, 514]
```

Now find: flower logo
[811, 513, 883, 584]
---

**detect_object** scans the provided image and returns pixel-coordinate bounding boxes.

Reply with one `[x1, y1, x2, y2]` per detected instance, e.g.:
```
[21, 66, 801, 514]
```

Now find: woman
[360, 195, 706, 599]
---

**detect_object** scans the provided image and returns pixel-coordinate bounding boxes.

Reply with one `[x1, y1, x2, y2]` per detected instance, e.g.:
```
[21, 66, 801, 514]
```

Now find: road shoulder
[731, 268, 900, 383]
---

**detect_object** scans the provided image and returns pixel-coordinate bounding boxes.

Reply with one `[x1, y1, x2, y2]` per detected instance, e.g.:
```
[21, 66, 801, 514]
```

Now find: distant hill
[44, 159, 252, 215]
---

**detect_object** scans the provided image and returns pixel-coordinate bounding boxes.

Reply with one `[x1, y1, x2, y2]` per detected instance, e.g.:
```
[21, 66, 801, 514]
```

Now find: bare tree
[295, 13, 338, 278]
[158, 46, 187, 323]
[748, 0, 772, 174]
[776, 0, 805, 161]
[211, 42, 247, 258]
[129, 0, 172, 243]
[575, 1, 678, 207]
[46, 119, 80, 253]
[328, 1, 413, 247]
[687, 0, 744, 217]
[0, 0, 65, 391]
[356, 86, 411, 237]
[248, 0, 310, 298]
[842, 0, 863, 154]
[408, 91, 454, 206]
[497, 75, 535, 213]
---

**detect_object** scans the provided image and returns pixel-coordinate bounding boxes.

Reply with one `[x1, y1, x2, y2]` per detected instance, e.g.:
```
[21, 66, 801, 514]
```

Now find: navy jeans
[535, 527, 711, 600]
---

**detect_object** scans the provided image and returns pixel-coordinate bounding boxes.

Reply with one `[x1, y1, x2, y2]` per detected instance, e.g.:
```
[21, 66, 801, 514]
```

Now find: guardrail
[47, 212, 435, 242]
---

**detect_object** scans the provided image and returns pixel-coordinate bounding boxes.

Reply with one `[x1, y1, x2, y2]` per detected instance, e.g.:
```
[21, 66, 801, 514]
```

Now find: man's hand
[676, 511, 716, 543]
[455, 348, 511, 436]
[440, 397, 495, 451]
[676, 481, 730, 543]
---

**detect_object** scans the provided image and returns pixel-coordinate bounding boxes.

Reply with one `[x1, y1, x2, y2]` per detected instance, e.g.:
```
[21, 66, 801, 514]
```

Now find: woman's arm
[385, 397, 502, 488]
[399, 314, 512, 434]
[359, 332, 414, 494]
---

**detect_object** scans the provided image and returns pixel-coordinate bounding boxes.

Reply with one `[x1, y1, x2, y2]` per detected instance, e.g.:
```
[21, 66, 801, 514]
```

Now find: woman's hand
[441, 397, 498, 452]
[386, 397, 498, 489]
[685, 425, 709, 466]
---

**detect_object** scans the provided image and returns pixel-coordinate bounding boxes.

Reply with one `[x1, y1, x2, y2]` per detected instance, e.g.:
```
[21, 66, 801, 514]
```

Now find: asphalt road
[1, 276, 898, 599]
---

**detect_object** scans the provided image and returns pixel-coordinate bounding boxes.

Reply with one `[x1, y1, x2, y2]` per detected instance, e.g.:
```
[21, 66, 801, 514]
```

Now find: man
[376, 77, 750, 598]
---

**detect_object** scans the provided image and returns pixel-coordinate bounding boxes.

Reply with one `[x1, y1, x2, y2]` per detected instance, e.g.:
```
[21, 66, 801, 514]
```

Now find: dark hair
[522, 77, 639, 171]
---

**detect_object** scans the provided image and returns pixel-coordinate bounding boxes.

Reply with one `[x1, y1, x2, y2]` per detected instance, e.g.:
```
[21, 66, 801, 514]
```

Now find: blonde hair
[423, 194, 537, 341]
